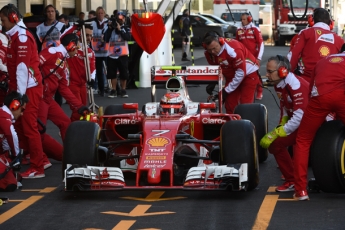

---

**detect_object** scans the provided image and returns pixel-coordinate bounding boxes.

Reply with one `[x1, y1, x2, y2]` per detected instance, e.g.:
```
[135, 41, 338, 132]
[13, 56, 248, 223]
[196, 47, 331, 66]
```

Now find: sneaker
[293, 190, 309, 201]
[21, 168, 45, 179]
[43, 159, 52, 170]
[121, 89, 128, 98]
[276, 182, 295, 192]
[108, 90, 117, 98]
[181, 57, 190, 61]
[256, 91, 263, 100]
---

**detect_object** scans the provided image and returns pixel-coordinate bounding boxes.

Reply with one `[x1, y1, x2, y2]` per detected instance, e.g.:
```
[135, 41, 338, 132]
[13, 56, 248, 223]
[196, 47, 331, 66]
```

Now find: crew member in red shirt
[67, 24, 96, 121]
[0, 32, 8, 105]
[293, 46, 345, 201]
[260, 55, 309, 193]
[0, 4, 45, 179]
[38, 33, 90, 162]
[203, 32, 260, 114]
[236, 13, 264, 100]
[0, 91, 27, 191]
[287, 8, 344, 83]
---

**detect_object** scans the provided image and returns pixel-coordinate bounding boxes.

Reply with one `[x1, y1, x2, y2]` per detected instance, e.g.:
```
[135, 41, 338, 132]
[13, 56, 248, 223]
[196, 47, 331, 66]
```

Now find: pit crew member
[0, 91, 27, 191]
[293, 46, 345, 201]
[0, 32, 8, 105]
[259, 55, 309, 193]
[38, 33, 90, 150]
[67, 24, 96, 121]
[203, 32, 260, 114]
[0, 4, 45, 179]
[104, 13, 131, 98]
[236, 13, 264, 100]
[287, 8, 344, 83]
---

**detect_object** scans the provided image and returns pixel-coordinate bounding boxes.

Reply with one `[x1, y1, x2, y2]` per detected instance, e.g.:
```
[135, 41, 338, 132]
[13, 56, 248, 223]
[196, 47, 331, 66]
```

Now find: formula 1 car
[63, 65, 268, 192]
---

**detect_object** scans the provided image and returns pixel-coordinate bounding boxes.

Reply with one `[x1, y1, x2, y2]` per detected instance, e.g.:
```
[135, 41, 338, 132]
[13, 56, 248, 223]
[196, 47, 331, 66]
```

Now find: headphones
[308, 8, 334, 30]
[9, 98, 22, 111]
[66, 41, 77, 52]
[276, 55, 288, 78]
[244, 13, 252, 23]
[7, 4, 19, 24]
[202, 31, 225, 49]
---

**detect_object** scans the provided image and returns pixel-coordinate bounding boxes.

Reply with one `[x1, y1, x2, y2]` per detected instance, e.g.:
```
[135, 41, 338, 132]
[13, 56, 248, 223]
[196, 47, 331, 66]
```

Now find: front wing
[64, 163, 248, 191]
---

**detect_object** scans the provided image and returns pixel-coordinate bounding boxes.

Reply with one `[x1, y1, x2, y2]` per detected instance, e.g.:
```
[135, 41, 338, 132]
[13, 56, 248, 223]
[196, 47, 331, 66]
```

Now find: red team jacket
[6, 21, 42, 95]
[274, 73, 309, 135]
[39, 45, 83, 110]
[310, 52, 345, 97]
[204, 38, 259, 93]
[288, 22, 344, 81]
[235, 23, 264, 60]
[67, 46, 96, 86]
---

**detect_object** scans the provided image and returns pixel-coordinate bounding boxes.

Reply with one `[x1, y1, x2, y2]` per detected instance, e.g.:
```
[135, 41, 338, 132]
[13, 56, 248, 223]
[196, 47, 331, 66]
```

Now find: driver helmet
[160, 92, 185, 115]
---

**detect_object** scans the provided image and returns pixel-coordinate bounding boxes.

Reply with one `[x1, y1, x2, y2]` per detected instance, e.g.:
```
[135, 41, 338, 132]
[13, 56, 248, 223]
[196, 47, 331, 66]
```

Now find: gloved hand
[206, 84, 216, 95]
[260, 125, 287, 148]
[78, 106, 90, 115]
[87, 79, 95, 87]
[279, 116, 289, 126]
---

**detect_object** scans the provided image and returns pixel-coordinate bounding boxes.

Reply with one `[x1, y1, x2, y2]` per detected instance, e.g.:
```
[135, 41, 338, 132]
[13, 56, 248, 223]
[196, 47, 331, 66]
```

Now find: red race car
[63, 65, 268, 192]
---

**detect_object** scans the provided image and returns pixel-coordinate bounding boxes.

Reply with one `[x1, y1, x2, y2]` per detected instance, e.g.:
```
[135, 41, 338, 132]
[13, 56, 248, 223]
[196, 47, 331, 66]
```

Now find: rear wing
[151, 65, 222, 85]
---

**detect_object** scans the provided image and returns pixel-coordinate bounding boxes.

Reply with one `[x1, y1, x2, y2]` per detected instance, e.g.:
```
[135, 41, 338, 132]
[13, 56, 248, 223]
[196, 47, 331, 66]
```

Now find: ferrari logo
[190, 120, 194, 136]
[55, 58, 64, 68]
[329, 57, 344, 63]
[319, 46, 330, 57]
[147, 137, 170, 147]
[316, 30, 322, 35]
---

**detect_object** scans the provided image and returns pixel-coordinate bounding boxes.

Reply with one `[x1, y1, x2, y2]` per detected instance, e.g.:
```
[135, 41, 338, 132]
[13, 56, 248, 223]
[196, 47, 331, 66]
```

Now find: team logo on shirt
[238, 31, 244, 35]
[55, 58, 64, 68]
[316, 30, 322, 35]
[329, 57, 344, 63]
[318, 45, 330, 57]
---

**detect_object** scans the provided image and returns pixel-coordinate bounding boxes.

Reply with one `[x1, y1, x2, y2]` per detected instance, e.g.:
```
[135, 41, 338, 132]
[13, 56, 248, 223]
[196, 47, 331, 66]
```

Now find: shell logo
[329, 57, 344, 63]
[319, 46, 330, 57]
[147, 137, 171, 147]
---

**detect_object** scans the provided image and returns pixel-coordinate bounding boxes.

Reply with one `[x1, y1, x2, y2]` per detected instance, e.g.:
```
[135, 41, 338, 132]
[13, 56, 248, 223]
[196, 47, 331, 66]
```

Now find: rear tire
[63, 121, 100, 177]
[221, 120, 259, 190]
[310, 120, 345, 193]
[234, 104, 268, 163]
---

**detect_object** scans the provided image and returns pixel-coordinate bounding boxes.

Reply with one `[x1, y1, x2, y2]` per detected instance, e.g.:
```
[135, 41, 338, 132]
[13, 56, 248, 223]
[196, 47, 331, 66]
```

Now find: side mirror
[123, 103, 138, 110]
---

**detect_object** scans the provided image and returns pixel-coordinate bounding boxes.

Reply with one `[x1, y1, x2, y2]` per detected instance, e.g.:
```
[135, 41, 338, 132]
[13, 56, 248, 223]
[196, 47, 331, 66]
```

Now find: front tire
[221, 120, 259, 190]
[63, 121, 100, 177]
[234, 104, 268, 163]
[310, 120, 345, 193]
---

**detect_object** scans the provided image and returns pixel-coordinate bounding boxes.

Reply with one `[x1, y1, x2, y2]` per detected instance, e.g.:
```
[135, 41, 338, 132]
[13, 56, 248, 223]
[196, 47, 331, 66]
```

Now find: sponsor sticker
[147, 137, 171, 147]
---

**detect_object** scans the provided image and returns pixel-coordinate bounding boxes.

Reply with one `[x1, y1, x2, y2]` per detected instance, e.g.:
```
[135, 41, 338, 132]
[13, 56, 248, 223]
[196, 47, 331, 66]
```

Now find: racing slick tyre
[310, 120, 345, 193]
[221, 120, 259, 191]
[63, 121, 100, 177]
[234, 104, 268, 163]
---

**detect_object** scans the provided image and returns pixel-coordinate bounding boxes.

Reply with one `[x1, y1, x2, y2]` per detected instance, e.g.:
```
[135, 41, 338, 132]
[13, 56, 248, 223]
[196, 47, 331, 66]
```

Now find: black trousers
[95, 57, 106, 94]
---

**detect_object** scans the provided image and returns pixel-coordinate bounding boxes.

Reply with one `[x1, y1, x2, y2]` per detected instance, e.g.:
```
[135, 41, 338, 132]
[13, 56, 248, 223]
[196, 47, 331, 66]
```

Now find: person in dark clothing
[179, 9, 192, 61]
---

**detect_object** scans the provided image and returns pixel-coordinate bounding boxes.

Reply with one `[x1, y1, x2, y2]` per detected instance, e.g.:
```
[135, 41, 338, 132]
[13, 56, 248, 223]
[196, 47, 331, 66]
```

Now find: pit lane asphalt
[1, 46, 344, 230]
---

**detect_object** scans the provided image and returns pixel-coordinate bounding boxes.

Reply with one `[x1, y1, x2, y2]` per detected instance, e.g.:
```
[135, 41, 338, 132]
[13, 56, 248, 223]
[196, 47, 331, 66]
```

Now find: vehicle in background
[199, 13, 241, 38]
[172, 14, 232, 47]
[213, 0, 261, 26]
[272, 0, 321, 46]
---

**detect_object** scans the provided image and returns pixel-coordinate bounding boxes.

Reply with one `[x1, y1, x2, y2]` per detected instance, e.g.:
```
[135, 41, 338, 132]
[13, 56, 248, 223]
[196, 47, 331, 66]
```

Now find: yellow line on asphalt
[278, 198, 298, 201]
[267, 186, 277, 192]
[112, 220, 136, 230]
[8, 200, 25, 202]
[39, 187, 57, 193]
[21, 189, 41, 192]
[252, 195, 279, 230]
[0, 195, 43, 224]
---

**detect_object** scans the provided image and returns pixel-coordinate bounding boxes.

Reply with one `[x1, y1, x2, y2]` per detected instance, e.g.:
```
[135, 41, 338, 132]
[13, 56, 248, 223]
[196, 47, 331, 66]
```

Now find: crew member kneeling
[260, 55, 309, 193]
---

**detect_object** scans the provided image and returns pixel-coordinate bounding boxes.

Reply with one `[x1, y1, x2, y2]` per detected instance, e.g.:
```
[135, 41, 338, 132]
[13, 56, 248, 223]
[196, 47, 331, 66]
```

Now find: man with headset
[203, 32, 260, 114]
[293, 44, 345, 201]
[0, 91, 28, 191]
[0, 4, 45, 179]
[236, 13, 264, 100]
[260, 55, 309, 194]
[288, 8, 343, 83]
[38, 33, 90, 162]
